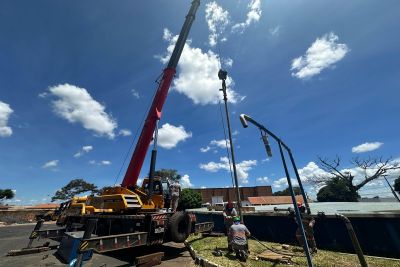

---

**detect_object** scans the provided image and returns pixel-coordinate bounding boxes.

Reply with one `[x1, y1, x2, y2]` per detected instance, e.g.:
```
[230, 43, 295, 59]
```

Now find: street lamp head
[218, 69, 228, 80]
[239, 114, 248, 128]
[261, 133, 273, 157]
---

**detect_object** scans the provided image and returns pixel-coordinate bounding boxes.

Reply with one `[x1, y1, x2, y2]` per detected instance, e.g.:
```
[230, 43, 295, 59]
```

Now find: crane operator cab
[140, 177, 171, 210]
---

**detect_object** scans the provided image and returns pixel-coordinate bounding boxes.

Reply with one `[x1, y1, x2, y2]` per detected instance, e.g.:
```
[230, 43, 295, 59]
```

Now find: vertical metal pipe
[220, 77, 242, 221]
[287, 150, 311, 214]
[336, 214, 368, 267]
[278, 142, 314, 267]
[148, 120, 159, 201]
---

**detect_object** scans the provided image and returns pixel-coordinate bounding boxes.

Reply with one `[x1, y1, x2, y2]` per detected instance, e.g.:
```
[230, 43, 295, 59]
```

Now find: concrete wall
[194, 211, 400, 259]
[193, 186, 272, 204]
[0, 209, 53, 224]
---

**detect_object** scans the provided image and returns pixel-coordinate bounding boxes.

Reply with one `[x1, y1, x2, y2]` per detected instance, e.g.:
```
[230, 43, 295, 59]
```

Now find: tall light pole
[218, 69, 242, 221]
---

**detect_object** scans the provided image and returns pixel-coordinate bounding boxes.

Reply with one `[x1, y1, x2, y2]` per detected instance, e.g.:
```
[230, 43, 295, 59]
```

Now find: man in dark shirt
[223, 201, 237, 251]
[296, 202, 317, 253]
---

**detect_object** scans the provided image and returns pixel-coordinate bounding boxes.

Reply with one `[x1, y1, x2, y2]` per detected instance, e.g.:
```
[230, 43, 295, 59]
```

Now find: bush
[178, 189, 202, 210]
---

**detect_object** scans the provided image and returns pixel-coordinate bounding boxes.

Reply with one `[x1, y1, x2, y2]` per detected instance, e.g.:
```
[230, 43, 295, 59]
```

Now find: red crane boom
[122, 0, 200, 188]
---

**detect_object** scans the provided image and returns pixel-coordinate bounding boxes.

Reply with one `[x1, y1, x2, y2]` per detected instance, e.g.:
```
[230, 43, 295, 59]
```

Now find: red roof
[27, 203, 60, 209]
[248, 195, 304, 205]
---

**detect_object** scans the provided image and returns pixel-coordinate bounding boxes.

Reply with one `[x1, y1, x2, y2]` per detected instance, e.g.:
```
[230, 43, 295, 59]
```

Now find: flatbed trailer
[10, 212, 213, 266]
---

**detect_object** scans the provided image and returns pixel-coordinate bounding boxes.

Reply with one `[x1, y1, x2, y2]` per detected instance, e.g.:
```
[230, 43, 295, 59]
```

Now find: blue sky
[1, 0, 399, 204]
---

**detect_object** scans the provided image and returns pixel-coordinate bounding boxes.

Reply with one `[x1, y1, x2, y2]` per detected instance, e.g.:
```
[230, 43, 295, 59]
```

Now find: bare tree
[313, 156, 400, 192]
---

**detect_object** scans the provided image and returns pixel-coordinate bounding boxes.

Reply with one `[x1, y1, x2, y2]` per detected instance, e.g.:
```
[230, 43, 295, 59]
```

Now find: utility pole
[218, 69, 243, 221]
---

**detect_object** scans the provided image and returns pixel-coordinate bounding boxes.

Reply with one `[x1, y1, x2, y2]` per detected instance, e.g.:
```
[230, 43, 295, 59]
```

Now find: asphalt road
[0, 223, 194, 267]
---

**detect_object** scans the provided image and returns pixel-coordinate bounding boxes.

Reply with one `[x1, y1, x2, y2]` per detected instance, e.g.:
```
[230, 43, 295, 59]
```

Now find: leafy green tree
[154, 169, 181, 181]
[0, 189, 15, 200]
[178, 189, 201, 210]
[273, 186, 301, 196]
[51, 179, 98, 202]
[317, 176, 360, 202]
[394, 176, 400, 193]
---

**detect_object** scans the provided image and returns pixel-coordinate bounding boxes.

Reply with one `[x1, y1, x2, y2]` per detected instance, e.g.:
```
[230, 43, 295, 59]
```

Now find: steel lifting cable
[113, 76, 161, 186]
[218, 100, 235, 188]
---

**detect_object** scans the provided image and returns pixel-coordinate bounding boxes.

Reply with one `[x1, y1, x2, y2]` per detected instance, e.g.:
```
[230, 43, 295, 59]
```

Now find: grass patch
[187, 235, 400, 267]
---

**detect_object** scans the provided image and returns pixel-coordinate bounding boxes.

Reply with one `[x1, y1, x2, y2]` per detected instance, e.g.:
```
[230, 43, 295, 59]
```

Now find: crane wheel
[168, 211, 192, 243]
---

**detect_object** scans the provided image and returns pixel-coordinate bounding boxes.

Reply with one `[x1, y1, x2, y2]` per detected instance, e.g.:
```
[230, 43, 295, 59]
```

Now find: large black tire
[168, 211, 192, 243]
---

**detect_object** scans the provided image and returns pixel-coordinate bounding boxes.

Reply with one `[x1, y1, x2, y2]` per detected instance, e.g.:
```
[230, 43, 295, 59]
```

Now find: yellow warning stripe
[30, 231, 38, 239]
[79, 241, 89, 251]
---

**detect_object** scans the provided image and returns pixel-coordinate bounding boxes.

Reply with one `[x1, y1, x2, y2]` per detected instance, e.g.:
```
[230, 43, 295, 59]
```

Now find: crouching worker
[229, 216, 251, 261]
[295, 202, 317, 253]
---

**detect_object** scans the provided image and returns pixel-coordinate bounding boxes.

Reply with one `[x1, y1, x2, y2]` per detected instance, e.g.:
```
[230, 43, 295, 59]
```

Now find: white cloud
[82, 146, 92, 152]
[42, 160, 59, 169]
[89, 160, 111, 166]
[158, 29, 243, 105]
[291, 32, 349, 79]
[74, 145, 93, 158]
[210, 139, 230, 149]
[201, 186, 207, 189]
[201, 139, 230, 152]
[157, 123, 192, 149]
[38, 92, 48, 98]
[199, 156, 257, 184]
[256, 177, 269, 183]
[181, 174, 193, 188]
[200, 146, 211, 153]
[131, 89, 140, 99]
[119, 129, 132, 137]
[232, 0, 262, 33]
[0, 101, 13, 137]
[272, 177, 293, 189]
[205, 1, 230, 47]
[352, 142, 383, 153]
[272, 161, 330, 188]
[48, 84, 117, 139]
[269, 25, 280, 37]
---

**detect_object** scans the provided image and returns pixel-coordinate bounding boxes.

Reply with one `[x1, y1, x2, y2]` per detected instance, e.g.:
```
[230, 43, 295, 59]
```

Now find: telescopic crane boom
[122, 0, 200, 188]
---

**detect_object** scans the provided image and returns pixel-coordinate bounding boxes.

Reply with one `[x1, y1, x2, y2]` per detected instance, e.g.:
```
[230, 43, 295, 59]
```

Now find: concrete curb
[184, 241, 223, 267]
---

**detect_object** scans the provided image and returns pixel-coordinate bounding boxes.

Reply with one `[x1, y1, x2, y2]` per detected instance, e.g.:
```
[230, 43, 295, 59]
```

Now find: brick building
[193, 186, 272, 204]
